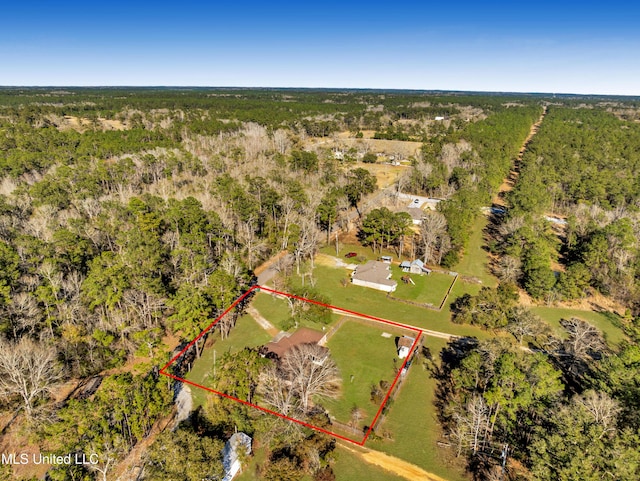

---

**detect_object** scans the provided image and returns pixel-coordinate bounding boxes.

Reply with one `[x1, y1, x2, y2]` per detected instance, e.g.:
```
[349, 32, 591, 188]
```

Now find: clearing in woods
[160, 285, 422, 445]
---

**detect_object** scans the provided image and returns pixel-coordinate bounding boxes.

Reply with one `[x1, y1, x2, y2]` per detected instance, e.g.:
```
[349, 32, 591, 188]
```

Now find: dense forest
[0, 88, 638, 481]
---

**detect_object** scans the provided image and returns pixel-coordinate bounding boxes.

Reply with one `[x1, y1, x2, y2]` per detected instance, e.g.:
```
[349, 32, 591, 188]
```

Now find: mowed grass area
[252, 290, 341, 331]
[451, 215, 498, 287]
[251, 291, 291, 330]
[185, 313, 272, 408]
[391, 266, 455, 307]
[319, 243, 396, 263]
[531, 306, 627, 347]
[369, 336, 469, 481]
[292, 264, 489, 339]
[323, 319, 411, 429]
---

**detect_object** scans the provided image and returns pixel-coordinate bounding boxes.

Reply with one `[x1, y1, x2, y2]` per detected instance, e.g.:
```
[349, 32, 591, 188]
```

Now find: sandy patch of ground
[355, 162, 409, 189]
[59, 115, 127, 132]
[339, 444, 449, 481]
[337, 130, 378, 139]
[306, 132, 422, 159]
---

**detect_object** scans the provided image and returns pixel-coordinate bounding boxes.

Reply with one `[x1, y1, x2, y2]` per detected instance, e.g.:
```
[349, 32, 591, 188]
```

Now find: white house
[222, 432, 252, 481]
[397, 336, 416, 359]
[352, 260, 397, 292]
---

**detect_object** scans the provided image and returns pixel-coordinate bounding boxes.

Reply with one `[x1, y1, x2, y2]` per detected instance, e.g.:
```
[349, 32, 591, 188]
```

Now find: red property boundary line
[159, 284, 423, 446]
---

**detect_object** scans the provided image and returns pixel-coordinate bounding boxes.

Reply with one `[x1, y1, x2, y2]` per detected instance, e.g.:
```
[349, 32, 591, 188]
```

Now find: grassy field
[451, 215, 498, 287]
[369, 336, 469, 481]
[531, 306, 627, 347]
[391, 266, 455, 307]
[323, 319, 412, 429]
[291, 264, 488, 339]
[185, 313, 272, 407]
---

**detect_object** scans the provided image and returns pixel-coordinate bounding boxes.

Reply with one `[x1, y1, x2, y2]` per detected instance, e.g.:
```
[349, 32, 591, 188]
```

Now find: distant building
[380, 255, 393, 263]
[406, 207, 424, 225]
[352, 260, 397, 292]
[435, 116, 445, 121]
[222, 432, 252, 481]
[397, 336, 416, 359]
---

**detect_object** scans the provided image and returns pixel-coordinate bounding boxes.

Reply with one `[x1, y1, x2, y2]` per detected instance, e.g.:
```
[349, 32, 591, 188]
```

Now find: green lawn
[452, 215, 498, 287]
[252, 290, 340, 331]
[291, 264, 488, 339]
[319, 243, 397, 264]
[531, 306, 627, 347]
[185, 313, 272, 407]
[391, 266, 455, 307]
[323, 320, 410, 429]
[251, 291, 292, 330]
[369, 336, 469, 481]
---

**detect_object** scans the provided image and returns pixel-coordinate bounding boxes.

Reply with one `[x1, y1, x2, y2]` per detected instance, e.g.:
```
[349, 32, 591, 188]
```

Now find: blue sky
[1, 1, 639, 95]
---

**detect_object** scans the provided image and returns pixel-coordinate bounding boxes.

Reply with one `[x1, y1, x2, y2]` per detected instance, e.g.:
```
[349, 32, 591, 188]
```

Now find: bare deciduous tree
[259, 364, 300, 418]
[0, 337, 61, 418]
[496, 255, 522, 283]
[576, 390, 620, 439]
[272, 129, 291, 155]
[281, 344, 341, 413]
[451, 395, 490, 457]
[561, 318, 606, 360]
[420, 211, 449, 265]
[507, 306, 547, 345]
[293, 218, 319, 275]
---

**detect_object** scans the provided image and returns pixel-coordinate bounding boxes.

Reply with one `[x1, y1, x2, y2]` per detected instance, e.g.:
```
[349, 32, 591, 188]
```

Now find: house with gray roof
[352, 260, 397, 292]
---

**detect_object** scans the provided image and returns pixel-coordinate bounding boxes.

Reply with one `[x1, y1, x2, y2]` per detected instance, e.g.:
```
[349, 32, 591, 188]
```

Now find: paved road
[254, 250, 289, 286]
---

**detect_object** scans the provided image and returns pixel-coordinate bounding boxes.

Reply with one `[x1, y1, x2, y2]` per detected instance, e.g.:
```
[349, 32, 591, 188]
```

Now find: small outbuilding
[400, 259, 431, 275]
[397, 336, 416, 359]
[222, 432, 252, 481]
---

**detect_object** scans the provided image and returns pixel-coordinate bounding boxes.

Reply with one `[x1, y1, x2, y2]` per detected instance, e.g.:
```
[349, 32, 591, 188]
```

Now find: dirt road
[245, 305, 280, 337]
[493, 106, 547, 206]
[340, 444, 450, 481]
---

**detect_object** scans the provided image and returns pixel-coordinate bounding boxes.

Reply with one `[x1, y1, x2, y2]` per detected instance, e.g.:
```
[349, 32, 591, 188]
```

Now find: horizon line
[0, 85, 638, 98]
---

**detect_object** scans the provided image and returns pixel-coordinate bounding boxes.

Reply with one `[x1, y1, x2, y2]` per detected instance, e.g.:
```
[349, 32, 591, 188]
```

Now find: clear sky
[2, 0, 639, 95]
